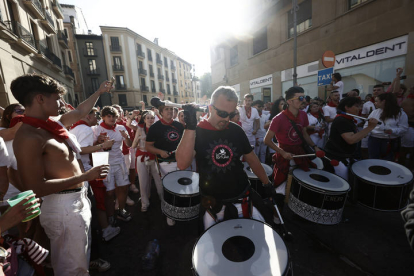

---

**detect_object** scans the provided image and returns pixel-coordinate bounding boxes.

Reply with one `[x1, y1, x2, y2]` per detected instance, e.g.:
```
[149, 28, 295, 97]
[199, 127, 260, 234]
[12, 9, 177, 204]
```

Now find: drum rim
[292, 177, 350, 195]
[162, 170, 200, 195]
[351, 159, 414, 186]
[243, 162, 273, 178]
[191, 218, 290, 275]
[292, 168, 350, 192]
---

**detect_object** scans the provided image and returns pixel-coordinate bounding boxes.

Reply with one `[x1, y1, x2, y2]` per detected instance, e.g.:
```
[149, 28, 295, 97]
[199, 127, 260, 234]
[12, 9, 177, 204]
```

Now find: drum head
[193, 219, 288, 276]
[352, 159, 413, 186]
[293, 168, 350, 192]
[163, 171, 199, 195]
[243, 162, 273, 179]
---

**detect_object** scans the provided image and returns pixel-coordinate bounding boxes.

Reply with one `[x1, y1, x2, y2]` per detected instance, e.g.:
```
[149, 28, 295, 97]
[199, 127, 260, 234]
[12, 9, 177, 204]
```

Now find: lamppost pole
[292, 0, 299, 86]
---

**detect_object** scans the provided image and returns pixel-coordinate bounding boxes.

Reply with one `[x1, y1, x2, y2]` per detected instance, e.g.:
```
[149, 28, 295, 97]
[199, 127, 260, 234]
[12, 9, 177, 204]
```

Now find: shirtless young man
[11, 74, 111, 275]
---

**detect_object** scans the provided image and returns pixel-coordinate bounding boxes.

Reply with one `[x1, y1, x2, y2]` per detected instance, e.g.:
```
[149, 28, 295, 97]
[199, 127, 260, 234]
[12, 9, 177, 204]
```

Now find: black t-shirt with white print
[146, 120, 184, 157]
[195, 121, 253, 201]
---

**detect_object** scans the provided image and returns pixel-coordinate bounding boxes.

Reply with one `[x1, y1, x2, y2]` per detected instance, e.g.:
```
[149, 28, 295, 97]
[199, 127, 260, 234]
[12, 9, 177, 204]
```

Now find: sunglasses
[211, 105, 237, 119]
[14, 108, 25, 115]
[290, 96, 305, 101]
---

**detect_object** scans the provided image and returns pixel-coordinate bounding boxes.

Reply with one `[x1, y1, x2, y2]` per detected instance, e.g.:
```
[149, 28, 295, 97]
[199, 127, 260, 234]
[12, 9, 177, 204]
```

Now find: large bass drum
[192, 218, 291, 276]
[350, 159, 413, 211]
[161, 171, 200, 221]
[288, 168, 350, 225]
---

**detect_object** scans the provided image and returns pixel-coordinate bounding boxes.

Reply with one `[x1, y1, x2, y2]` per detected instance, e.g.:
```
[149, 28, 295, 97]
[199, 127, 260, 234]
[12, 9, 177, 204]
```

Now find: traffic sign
[322, 51, 336, 68]
[317, 67, 334, 86]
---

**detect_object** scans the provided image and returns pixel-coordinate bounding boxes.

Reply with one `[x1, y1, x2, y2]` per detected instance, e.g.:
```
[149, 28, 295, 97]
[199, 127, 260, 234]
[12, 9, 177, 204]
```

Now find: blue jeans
[368, 136, 399, 161]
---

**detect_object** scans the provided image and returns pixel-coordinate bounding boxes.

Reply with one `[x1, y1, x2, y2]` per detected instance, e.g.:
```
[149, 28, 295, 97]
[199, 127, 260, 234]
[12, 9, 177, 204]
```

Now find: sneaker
[117, 209, 132, 222]
[141, 205, 148, 212]
[90, 258, 111, 272]
[126, 196, 135, 206]
[130, 184, 139, 193]
[102, 225, 121, 241]
[166, 217, 175, 226]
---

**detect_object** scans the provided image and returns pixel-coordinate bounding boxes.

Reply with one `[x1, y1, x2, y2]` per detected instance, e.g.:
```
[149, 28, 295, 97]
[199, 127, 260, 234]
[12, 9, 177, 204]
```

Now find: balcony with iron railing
[83, 48, 97, 57]
[151, 87, 156, 93]
[171, 63, 176, 70]
[165, 62, 169, 69]
[41, 9, 55, 33]
[158, 75, 164, 80]
[63, 65, 74, 78]
[58, 31, 68, 48]
[139, 68, 147, 76]
[172, 78, 177, 84]
[150, 72, 155, 78]
[148, 55, 153, 61]
[141, 86, 149, 92]
[173, 91, 178, 96]
[160, 88, 165, 93]
[113, 64, 124, 71]
[86, 67, 100, 75]
[167, 89, 171, 95]
[52, 0, 64, 19]
[166, 76, 170, 82]
[4, 21, 36, 53]
[156, 58, 162, 66]
[23, 0, 44, 19]
[136, 50, 145, 59]
[110, 45, 122, 52]
[116, 83, 127, 90]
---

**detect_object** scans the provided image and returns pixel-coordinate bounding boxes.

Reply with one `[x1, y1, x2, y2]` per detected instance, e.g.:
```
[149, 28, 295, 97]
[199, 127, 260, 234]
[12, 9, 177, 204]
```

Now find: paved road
[92, 181, 414, 276]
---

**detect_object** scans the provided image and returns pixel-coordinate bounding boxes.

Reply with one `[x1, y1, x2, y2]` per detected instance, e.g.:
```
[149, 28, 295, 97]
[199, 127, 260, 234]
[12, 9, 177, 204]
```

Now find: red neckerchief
[197, 120, 229, 131]
[245, 106, 251, 119]
[100, 121, 116, 131]
[9, 115, 24, 128]
[145, 127, 150, 133]
[328, 101, 338, 108]
[21, 116, 69, 139]
[282, 109, 300, 123]
[370, 97, 375, 104]
[336, 114, 357, 123]
[407, 94, 414, 99]
[310, 112, 319, 119]
[160, 117, 178, 130]
[69, 120, 89, 130]
[237, 121, 242, 127]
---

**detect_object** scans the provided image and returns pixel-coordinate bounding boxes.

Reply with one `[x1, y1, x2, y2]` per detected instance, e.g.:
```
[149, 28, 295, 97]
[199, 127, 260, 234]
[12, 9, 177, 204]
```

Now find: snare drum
[161, 171, 200, 221]
[350, 159, 413, 211]
[243, 162, 273, 198]
[288, 168, 350, 225]
[192, 218, 290, 276]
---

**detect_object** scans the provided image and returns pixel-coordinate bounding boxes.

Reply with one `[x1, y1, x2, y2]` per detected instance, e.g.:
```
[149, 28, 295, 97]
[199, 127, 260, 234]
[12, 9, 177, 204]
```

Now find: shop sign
[250, 74, 272, 89]
[334, 35, 408, 70]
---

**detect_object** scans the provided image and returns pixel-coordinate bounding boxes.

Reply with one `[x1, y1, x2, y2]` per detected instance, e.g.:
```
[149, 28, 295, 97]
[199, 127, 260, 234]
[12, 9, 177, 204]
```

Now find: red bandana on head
[100, 121, 116, 131]
[69, 120, 89, 130]
[21, 116, 69, 140]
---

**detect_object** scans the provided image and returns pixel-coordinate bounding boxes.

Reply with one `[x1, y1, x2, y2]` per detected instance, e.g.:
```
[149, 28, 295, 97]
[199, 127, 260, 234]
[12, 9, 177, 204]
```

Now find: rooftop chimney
[153, 38, 158, 45]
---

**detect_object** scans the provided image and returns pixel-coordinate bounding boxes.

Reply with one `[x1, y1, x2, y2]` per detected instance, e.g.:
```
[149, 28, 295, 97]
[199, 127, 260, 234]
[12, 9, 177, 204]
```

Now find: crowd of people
[0, 69, 413, 275]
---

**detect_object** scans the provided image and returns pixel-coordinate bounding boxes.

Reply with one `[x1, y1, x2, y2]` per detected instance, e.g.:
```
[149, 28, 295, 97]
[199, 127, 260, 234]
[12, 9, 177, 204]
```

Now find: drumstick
[322, 155, 340, 167]
[155, 156, 162, 179]
[337, 110, 382, 125]
[293, 151, 325, 158]
[284, 167, 294, 204]
[270, 191, 293, 242]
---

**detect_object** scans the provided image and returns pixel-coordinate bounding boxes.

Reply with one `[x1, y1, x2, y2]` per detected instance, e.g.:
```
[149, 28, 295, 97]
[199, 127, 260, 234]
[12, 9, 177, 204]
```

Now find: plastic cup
[92, 152, 109, 180]
[7, 190, 41, 222]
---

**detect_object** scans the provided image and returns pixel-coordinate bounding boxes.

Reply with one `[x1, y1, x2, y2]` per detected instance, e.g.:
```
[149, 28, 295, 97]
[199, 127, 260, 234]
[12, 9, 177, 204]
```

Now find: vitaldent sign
[250, 74, 272, 89]
[334, 35, 408, 70]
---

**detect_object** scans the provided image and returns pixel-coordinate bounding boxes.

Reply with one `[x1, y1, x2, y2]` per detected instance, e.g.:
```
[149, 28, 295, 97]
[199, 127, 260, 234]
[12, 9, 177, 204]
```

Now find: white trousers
[136, 158, 163, 208]
[203, 203, 264, 230]
[40, 186, 91, 276]
[254, 138, 267, 163]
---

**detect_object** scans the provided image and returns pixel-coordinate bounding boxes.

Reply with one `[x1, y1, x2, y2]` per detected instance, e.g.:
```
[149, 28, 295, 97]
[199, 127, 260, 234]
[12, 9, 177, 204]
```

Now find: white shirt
[364, 108, 408, 139]
[255, 112, 270, 139]
[362, 101, 375, 116]
[69, 124, 94, 171]
[0, 137, 10, 168]
[334, 81, 344, 99]
[322, 105, 337, 132]
[93, 124, 128, 165]
[0, 127, 16, 169]
[237, 106, 260, 137]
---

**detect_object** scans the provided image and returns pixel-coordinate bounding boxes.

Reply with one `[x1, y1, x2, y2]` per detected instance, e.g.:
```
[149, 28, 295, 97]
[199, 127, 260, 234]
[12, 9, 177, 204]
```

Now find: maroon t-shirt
[269, 110, 309, 146]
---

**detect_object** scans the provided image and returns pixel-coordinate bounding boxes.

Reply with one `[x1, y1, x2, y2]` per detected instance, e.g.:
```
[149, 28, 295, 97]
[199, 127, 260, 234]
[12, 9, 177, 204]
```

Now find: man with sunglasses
[238, 94, 261, 148]
[176, 86, 274, 230]
[264, 87, 319, 207]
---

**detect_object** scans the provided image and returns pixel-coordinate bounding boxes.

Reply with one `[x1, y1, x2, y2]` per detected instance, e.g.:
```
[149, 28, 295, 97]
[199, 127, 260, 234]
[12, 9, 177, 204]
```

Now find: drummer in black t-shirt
[324, 97, 377, 180]
[176, 86, 274, 230]
[146, 104, 184, 226]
